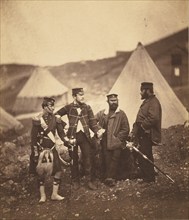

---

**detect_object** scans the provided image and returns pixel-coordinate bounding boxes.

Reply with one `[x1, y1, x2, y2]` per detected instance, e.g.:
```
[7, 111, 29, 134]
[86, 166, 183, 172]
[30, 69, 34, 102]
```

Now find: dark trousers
[101, 138, 121, 180]
[138, 130, 155, 181]
[71, 131, 94, 182]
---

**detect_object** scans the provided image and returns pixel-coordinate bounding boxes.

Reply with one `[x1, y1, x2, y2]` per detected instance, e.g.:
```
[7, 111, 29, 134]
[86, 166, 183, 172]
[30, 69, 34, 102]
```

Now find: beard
[109, 103, 118, 111]
[141, 91, 148, 100]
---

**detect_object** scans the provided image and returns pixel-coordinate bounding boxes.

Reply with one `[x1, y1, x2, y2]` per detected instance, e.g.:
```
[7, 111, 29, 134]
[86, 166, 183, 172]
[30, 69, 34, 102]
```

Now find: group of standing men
[29, 82, 162, 203]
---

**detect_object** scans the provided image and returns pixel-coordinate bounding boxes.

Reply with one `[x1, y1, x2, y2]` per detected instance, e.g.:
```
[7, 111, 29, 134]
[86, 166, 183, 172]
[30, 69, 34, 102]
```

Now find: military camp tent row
[11, 43, 187, 130]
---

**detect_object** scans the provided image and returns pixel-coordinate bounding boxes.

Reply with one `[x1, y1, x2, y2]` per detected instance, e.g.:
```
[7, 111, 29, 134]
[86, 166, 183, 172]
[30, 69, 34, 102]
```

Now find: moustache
[110, 103, 118, 109]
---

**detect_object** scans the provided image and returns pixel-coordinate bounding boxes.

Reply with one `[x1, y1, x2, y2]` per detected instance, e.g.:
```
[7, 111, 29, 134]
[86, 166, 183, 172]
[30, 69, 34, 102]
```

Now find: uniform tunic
[29, 113, 66, 175]
[56, 102, 100, 181]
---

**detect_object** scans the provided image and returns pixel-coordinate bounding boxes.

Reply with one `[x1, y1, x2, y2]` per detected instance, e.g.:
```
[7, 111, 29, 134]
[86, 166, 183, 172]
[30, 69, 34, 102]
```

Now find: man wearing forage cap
[56, 88, 104, 190]
[29, 97, 67, 203]
[129, 82, 162, 183]
[95, 93, 130, 187]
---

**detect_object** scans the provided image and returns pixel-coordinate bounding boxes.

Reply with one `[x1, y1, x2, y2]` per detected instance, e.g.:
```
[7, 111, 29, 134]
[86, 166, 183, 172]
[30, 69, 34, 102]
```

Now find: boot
[51, 184, 65, 201]
[39, 185, 46, 203]
[104, 178, 116, 187]
[88, 181, 97, 190]
[72, 181, 80, 190]
[86, 176, 97, 190]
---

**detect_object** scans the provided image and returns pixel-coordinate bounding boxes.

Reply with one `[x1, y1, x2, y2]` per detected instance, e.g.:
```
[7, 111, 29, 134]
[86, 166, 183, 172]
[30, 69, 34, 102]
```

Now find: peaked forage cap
[109, 42, 187, 128]
[18, 68, 68, 98]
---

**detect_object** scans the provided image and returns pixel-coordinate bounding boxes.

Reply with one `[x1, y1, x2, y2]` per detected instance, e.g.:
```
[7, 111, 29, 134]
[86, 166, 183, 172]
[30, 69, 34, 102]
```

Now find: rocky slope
[0, 125, 188, 220]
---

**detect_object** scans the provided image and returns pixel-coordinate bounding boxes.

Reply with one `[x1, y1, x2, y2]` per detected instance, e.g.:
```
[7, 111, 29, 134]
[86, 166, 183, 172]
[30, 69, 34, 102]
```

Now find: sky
[1, 0, 188, 66]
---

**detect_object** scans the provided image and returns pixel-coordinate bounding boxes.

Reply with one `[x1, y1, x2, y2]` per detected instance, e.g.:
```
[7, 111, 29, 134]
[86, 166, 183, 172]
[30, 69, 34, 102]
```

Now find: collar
[72, 102, 86, 111]
[142, 94, 155, 104]
[73, 101, 81, 107]
[43, 111, 51, 117]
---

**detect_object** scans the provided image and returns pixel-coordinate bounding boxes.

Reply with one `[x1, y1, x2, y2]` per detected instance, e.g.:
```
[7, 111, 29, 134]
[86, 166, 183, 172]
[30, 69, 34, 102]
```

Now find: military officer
[56, 88, 104, 190]
[129, 82, 162, 183]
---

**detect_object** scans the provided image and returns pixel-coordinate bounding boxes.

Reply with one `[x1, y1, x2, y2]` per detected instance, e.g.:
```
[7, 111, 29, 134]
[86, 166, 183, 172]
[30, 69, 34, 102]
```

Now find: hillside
[0, 125, 188, 219]
[0, 54, 189, 117]
[0, 56, 127, 114]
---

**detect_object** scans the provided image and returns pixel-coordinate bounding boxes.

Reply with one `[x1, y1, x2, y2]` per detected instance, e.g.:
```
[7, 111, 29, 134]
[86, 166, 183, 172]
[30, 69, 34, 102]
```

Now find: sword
[127, 142, 175, 183]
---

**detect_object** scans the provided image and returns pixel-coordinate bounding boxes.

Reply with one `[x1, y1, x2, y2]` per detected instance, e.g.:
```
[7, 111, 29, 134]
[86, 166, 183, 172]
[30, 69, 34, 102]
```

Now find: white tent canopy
[13, 67, 68, 114]
[17, 67, 68, 97]
[108, 42, 187, 128]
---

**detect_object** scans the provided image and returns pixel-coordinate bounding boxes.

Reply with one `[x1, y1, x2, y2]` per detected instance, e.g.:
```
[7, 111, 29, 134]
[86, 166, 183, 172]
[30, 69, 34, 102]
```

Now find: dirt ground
[0, 125, 189, 220]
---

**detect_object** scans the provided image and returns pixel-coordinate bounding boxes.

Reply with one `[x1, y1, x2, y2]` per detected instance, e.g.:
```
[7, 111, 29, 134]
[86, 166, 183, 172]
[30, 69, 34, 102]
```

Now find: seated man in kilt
[29, 97, 67, 203]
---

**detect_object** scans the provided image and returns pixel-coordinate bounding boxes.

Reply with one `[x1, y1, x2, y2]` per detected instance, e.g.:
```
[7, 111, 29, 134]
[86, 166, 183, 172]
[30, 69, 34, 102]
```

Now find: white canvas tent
[0, 106, 23, 134]
[13, 67, 68, 114]
[108, 43, 187, 128]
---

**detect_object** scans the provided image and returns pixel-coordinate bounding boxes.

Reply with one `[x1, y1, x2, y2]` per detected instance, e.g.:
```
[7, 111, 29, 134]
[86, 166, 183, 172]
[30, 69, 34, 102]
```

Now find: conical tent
[109, 43, 187, 128]
[0, 106, 23, 134]
[13, 67, 68, 114]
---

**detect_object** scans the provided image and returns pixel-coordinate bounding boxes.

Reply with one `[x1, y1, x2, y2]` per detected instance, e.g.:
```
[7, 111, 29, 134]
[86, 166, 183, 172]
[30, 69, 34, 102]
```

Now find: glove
[63, 136, 70, 147]
[63, 136, 76, 147]
[126, 141, 134, 152]
[69, 137, 76, 146]
[97, 128, 105, 139]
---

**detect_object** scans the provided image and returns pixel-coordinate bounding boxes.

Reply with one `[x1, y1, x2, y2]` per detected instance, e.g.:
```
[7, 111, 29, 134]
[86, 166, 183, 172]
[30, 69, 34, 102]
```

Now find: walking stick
[127, 142, 175, 183]
[63, 143, 74, 217]
[67, 143, 74, 199]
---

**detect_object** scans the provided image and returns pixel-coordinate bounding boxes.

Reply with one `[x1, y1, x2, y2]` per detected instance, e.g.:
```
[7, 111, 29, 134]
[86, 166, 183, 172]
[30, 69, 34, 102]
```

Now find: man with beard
[56, 88, 104, 190]
[95, 93, 130, 187]
[129, 82, 162, 183]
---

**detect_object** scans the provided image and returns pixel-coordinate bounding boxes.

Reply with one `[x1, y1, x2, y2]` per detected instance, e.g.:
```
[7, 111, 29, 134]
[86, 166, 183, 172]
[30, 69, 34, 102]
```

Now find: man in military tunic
[29, 97, 67, 203]
[130, 82, 162, 183]
[56, 88, 104, 190]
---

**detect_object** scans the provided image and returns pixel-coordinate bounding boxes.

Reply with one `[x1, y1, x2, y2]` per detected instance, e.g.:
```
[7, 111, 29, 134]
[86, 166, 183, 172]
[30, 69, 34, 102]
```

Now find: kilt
[29, 146, 62, 176]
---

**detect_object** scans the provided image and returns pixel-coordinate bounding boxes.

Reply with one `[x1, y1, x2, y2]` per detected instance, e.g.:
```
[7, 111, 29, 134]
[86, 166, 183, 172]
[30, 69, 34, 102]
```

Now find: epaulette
[55, 115, 67, 127]
[32, 113, 43, 125]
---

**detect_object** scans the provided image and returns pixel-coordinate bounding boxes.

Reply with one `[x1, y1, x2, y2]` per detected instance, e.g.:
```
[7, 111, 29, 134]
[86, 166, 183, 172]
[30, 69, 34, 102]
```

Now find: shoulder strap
[40, 117, 56, 143]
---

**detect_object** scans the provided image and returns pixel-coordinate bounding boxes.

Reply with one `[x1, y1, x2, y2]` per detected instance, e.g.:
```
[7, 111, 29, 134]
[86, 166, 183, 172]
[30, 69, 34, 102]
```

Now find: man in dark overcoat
[130, 82, 162, 183]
